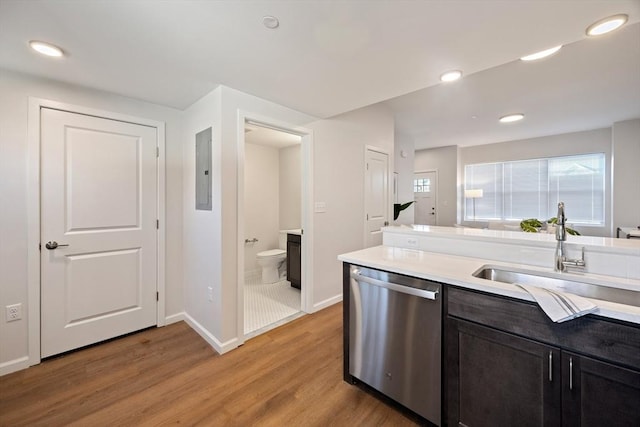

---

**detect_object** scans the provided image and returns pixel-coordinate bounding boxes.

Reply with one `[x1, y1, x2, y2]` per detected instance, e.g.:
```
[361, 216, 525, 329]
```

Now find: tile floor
[244, 272, 302, 338]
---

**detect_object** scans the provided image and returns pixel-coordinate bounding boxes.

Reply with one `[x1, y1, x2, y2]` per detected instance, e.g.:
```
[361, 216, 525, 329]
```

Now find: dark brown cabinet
[447, 319, 561, 427]
[562, 351, 640, 427]
[446, 286, 640, 427]
[286, 233, 301, 289]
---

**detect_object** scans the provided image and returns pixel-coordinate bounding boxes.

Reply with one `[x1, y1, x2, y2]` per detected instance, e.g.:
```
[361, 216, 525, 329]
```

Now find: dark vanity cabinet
[286, 233, 301, 289]
[446, 287, 640, 427]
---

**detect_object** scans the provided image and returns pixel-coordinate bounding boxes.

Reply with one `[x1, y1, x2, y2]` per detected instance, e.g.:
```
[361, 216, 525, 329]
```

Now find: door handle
[45, 241, 69, 250]
[351, 271, 439, 300]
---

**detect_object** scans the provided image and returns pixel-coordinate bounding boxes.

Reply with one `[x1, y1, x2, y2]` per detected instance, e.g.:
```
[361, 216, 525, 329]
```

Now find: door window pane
[414, 178, 431, 193]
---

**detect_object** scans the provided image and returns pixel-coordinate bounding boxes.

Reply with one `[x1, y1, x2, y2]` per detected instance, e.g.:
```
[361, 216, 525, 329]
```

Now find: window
[464, 153, 605, 225]
[414, 178, 431, 193]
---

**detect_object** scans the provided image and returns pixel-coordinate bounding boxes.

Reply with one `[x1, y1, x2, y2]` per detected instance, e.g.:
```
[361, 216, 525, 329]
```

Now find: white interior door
[364, 148, 389, 247]
[40, 108, 158, 358]
[414, 171, 437, 225]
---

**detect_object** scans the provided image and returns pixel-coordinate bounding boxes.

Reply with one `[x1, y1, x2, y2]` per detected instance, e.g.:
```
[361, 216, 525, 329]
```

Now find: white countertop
[338, 245, 640, 325]
[384, 224, 640, 254]
[283, 229, 302, 236]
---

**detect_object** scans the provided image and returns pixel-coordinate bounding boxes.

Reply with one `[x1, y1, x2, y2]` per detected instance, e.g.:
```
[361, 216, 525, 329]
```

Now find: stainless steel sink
[472, 266, 640, 308]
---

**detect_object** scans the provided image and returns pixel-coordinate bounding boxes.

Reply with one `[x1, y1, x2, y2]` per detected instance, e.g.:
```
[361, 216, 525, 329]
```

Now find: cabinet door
[286, 235, 301, 289]
[562, 351, 640, 427]
[447, 318, 561, 427]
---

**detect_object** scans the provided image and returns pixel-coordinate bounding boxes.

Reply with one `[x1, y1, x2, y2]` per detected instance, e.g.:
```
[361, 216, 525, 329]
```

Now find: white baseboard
[164, 312, 185, 325]
[182, 313, 239, 355]
[0, 356, 30, 376]
[312, 293, 343, 312]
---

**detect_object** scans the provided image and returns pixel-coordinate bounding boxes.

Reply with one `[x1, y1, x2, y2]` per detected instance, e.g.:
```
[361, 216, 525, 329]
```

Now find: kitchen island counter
[338, 245, 640, 325]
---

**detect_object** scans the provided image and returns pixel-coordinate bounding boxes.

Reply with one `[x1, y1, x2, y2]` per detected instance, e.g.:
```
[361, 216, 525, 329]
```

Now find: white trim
[165, 312, 185, 325]
[156, 122, 167, 327]
[0, 356, 30, 376]
[27, 98, 42, 368]
[312, 294, 343, 312]
[236, 113, 246, 347]
[236, 111, 314, 346]
[26, 97, 166, 368]
[183, 312, 237, 355]
[363, 145, 392, 247]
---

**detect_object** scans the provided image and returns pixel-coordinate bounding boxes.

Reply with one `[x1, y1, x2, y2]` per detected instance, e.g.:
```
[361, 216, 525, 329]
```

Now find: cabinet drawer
[447, 286, 640, 370]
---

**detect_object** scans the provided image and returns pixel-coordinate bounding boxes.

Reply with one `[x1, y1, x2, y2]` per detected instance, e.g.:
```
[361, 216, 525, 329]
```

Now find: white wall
[181, 85, 316, 349]
[414, 145, 459, 226]
[279, 144, 301, 231]
[244, 143, 280, 273]
[181, 88, 223, 342]
[394, 131, 415, 224]
[612, 118, 640, 231]
[306, 103, 395, 308]
[1, 72, 396, 367]
[461, 128, 612, 236]
[0, 69, 184, 373]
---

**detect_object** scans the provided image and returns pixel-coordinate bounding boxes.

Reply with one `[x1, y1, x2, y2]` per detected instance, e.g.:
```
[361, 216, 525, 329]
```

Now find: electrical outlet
[6, 303, 22, 322]
[207, 286, 213, 302]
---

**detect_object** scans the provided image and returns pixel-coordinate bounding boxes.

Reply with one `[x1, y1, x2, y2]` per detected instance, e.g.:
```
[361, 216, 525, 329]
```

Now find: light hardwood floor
[0, 303, 420, 426]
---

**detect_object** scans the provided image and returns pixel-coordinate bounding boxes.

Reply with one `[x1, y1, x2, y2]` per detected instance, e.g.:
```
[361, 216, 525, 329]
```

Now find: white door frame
[363, 145, 392, 247]
[414, 169, 439, 225]
[236, 110, 314, 346]
[26, 97, 166, 367]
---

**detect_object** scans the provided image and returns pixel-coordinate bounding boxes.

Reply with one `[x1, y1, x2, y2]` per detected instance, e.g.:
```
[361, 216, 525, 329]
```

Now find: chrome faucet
[554, 202, 585, 272]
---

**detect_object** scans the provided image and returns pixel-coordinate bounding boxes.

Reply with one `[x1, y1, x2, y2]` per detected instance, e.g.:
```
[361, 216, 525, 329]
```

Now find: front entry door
[414, 171, 437, 225]
[40, 108, 158, 358]
[364, 148, 389, 247]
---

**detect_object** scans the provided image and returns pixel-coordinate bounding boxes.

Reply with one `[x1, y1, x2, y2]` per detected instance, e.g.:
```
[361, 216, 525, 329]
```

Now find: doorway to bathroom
[239, 118, 311, 340]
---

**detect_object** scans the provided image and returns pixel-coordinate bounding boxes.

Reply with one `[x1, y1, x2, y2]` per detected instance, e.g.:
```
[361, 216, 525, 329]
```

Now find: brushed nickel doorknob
[45, 241, 69, 250]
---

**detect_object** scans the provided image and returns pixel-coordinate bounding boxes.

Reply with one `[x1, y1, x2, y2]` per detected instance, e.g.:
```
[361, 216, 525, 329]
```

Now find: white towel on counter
[516, 283, 598, 323]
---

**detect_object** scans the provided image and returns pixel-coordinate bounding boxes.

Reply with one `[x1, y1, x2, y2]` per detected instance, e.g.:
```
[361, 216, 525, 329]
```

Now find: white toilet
[256, 231, 288, 284]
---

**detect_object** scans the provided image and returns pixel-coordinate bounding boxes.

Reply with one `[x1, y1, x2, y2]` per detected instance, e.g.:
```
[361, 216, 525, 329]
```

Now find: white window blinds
[464, 153, 605, 224]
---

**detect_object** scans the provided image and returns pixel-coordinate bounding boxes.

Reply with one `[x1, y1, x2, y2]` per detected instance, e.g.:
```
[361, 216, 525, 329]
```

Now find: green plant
[393, 201, 414, 220]
[520, 218, 543, 232]
[547, 217, 581, 235]
[519, 217, 580, 235]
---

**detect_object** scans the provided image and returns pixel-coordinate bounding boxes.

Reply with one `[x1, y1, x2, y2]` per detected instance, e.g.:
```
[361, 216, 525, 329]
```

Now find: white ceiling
[245, 123, 301, 149]
[1, 0, 639, 149]
[389, 21, 640, 150]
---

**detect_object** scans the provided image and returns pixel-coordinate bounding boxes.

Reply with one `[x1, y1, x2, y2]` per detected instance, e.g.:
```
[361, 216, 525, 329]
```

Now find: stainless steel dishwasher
[348, 265, 442, 426]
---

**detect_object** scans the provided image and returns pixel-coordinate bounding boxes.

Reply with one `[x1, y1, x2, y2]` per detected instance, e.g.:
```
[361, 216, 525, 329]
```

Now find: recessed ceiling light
[586, 14, 628, 36]
[29, 40, 64, 57]
[520, 45, 562, 61]
[263, 15, 279, 29]
[440, 70, 463, 82]
[499, 113, 525, 123]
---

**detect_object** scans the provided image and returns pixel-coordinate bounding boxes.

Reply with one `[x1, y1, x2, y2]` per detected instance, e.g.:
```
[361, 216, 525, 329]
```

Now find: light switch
[314, 202, 327, 213]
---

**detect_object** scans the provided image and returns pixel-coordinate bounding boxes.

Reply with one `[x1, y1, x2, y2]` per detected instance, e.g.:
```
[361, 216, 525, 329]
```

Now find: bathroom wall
[183, 85, 394, 353]
[279, 144, 301, 231]
[244, 143, 280, 273]
[183, 86, 309, 349]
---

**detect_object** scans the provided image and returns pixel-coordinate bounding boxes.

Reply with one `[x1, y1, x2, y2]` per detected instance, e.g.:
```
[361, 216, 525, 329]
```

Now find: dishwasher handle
[351, 270, 439, 300]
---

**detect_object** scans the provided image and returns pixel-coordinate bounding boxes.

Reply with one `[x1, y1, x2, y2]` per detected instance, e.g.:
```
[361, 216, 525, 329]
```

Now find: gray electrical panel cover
[195, 127, 212, 210]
